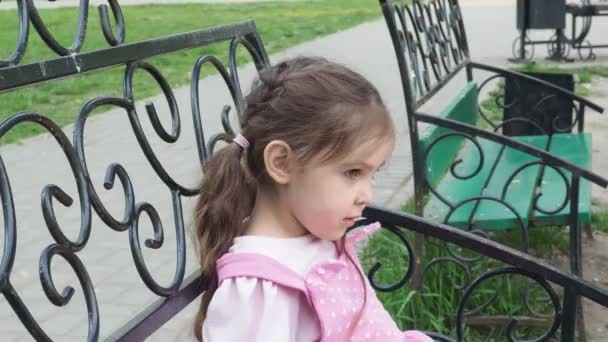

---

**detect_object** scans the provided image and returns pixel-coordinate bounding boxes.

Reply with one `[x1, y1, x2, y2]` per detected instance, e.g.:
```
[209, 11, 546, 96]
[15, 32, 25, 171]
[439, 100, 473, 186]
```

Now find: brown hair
[192, 56, 394, 341]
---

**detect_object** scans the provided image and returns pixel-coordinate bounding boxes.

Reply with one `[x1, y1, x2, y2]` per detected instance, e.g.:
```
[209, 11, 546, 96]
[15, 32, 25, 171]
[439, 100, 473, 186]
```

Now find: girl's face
[284, 138, 393, 241]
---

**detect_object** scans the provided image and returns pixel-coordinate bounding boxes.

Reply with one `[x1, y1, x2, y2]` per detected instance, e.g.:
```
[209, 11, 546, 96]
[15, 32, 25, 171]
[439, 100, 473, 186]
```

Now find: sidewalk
[1, 1, 607, 341]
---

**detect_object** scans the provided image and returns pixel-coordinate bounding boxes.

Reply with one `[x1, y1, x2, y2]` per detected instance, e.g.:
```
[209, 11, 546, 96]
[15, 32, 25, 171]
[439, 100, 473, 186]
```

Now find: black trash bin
[503, 71, 575, 136]
[517, 0, 567, 30]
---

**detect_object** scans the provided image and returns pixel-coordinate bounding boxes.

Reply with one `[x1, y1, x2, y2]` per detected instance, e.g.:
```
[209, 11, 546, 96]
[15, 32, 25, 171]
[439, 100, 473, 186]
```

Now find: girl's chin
[320, 228, 347, 242]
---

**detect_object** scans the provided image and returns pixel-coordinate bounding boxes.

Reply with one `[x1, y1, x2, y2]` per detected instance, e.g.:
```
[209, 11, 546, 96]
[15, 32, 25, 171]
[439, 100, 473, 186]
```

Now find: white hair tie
[232, 134, 250, 150]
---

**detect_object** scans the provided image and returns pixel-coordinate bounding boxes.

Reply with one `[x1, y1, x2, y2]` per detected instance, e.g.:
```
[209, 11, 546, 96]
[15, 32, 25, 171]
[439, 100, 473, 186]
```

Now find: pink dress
[205, 222, 432, 342]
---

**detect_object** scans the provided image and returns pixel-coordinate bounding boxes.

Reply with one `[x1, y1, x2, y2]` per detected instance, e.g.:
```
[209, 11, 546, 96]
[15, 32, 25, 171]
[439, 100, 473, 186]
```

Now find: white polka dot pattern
[216, 222, 434, 342]
[305, 223, 433, 342]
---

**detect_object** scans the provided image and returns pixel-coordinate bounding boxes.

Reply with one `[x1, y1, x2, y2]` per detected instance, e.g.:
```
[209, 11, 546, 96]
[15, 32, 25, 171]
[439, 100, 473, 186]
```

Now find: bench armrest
[415, 112, 608, 188]
[470, 62, 605, 115]
[362, 205, 608, 308]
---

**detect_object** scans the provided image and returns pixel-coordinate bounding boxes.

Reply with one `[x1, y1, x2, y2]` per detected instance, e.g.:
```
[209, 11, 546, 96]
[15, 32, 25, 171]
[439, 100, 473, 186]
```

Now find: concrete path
[1, 0, 607, 341]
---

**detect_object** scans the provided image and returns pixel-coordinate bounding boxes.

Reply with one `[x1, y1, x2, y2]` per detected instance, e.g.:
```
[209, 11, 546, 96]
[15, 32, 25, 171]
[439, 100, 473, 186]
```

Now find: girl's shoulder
[205, 262, 321, 341]
[205, 234, 331, 341]
[229, 233, 337, 275]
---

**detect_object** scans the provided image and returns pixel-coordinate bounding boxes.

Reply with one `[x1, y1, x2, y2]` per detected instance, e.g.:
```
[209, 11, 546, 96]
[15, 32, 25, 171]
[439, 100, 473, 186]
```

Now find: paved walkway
[1, 1, 607, 341]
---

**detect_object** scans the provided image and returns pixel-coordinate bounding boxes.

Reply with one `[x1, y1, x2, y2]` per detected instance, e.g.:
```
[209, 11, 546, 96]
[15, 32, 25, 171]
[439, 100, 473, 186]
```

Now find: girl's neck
[245, 188, 309, 238]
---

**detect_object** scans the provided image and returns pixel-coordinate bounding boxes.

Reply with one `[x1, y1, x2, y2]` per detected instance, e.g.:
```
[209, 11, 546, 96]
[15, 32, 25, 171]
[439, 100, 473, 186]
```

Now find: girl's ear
[263, 140, 294, 185]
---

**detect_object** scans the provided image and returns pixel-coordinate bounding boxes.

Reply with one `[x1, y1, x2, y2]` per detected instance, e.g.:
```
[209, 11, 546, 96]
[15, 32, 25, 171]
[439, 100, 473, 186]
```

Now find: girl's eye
[344, 169, 361, 180]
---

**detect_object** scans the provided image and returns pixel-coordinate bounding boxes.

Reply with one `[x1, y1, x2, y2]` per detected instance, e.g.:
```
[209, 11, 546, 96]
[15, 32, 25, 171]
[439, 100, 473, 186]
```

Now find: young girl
[193, 57, 432, 342]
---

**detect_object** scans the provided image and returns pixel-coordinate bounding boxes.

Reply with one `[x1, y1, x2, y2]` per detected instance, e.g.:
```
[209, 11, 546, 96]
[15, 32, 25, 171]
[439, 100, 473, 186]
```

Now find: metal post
[509, 0, 533, 63]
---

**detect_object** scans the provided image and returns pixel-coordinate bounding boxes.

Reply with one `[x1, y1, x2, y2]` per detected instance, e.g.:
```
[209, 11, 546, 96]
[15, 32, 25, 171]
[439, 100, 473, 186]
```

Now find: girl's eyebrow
[343, 160, 386, 170]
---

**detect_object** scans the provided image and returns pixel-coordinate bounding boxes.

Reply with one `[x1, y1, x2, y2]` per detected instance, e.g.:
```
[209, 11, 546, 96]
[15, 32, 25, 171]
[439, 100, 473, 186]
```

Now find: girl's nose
[355, 181, 372, 206]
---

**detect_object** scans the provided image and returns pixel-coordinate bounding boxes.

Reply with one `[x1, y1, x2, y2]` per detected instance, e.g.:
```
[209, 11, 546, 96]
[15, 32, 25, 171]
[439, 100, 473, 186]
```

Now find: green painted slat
[472, 135, 549, 230]
[534, 133, 592, 226]
[424, 135, 549, 230]
[418, 81, 478, 186]
[417, 81, 592, 231]
[423, 138, 502, 228]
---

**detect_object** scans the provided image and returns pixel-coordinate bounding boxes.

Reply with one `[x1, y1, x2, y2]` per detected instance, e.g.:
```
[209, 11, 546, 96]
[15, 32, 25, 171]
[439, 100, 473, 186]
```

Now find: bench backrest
[380, 0, 476, 203]
[379, 0, 593, 218]
[418, 81, 478, 186]
[0, 2, 268, 340]
[379, 0, 471, 114]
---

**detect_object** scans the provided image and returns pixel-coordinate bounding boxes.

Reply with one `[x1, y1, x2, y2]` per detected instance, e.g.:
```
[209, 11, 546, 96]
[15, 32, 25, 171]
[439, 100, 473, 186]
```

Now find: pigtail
[192, 142, 256, 341]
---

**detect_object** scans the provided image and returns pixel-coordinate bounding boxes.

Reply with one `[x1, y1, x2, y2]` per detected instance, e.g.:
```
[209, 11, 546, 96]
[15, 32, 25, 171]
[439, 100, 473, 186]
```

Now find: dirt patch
[583, 232, 608, 341]
[582, 76, 608, 341]
[588, 77, 608, 207]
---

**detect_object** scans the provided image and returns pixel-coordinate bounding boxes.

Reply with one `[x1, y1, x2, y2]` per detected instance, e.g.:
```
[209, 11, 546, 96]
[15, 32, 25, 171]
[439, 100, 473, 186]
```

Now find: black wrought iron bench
[0, 1, 269, 340]
[566, 0, 608, 60]
[380, 0, 605, 268]
[2, 1, 608, 341]
[379, 0, 608, 338]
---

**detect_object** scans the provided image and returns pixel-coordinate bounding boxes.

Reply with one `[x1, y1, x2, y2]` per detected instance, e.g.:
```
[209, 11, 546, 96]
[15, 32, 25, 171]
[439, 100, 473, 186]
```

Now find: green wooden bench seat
[421, 82, 592, 233]
[536, 133, 592, 226]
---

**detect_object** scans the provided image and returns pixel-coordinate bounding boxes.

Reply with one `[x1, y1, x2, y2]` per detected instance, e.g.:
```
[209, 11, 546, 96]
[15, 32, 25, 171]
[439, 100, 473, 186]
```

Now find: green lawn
[362, 203, 608, 339]
[0, 0, 381, 144]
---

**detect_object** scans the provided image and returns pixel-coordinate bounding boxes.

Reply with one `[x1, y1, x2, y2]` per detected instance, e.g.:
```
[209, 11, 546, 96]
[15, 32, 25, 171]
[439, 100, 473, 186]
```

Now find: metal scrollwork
[355, 208, 576, 341]
[387, 0, 469, 107]
[502, 161, 571, 216]
[191, 55, 240, 161]
[0, 0, 126, 68]
[0, 112, 96, 340]
[477, 71, 585, 137]
[423, 132, 485, 208]
[0, 15, 268, 339]
[129, 199, 184, 297]
[74, 97, 136, 232]
[552, 102, 583, 134]
[367, 224, 415, 292]
[0, 0, 29, 68]
[422, 131, 531, 251]
[40, 245, 100, 341]
[477, 74, 513, 130]
[26, 0, 91, 55]
[455, 267, 561, 342]
[99, 0, 126, 47]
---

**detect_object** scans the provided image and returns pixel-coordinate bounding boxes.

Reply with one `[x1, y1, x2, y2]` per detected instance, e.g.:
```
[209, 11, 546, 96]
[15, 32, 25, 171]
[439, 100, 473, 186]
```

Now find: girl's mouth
[343, 217, 356, 226]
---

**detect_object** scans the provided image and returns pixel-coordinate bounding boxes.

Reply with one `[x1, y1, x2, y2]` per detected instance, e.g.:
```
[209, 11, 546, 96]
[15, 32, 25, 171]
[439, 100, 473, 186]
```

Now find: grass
[591, 210, 608, 234]
[0, 0, 381, 144]
[361, 198, 608, 339]
[360, 198, 569, 340]
[478, 81, 505, 130]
